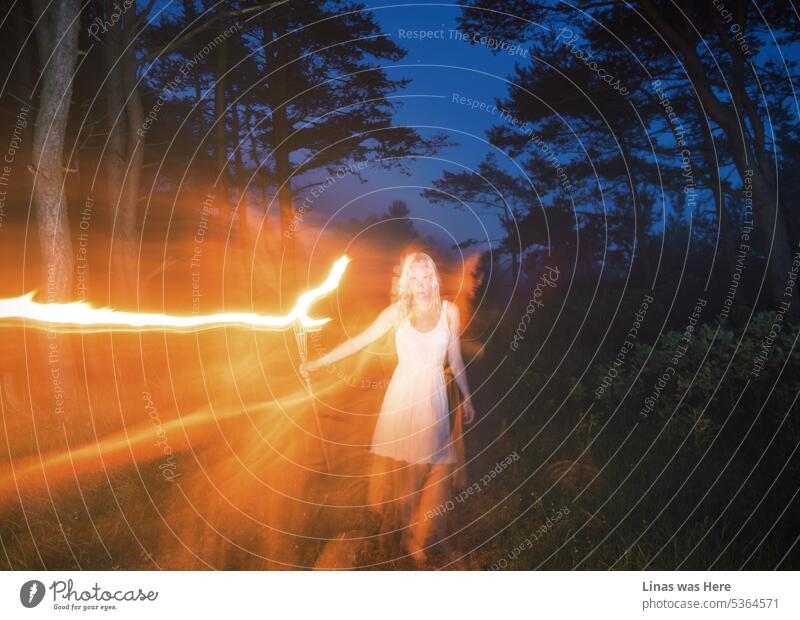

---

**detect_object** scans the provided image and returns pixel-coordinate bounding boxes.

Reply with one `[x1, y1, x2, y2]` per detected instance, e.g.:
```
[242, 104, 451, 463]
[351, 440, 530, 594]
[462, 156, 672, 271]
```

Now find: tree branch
[138, 2, 284, 65]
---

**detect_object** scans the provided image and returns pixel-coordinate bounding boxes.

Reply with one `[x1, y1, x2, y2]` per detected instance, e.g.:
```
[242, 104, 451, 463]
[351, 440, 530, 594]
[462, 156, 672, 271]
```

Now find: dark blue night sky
[300, 2, 538, 248]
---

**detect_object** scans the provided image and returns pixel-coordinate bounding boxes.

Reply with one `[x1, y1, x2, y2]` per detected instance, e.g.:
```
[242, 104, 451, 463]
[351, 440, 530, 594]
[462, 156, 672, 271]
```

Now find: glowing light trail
[0, 256, 350, 332]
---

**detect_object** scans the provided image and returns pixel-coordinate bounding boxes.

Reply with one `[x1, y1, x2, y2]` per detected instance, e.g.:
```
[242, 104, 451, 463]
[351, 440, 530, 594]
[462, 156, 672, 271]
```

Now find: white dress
[369, 300, 458, 464]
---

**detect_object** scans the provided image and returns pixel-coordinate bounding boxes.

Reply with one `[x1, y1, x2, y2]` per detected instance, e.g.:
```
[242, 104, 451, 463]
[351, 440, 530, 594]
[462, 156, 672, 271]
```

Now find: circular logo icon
[19, 580, 46, 608]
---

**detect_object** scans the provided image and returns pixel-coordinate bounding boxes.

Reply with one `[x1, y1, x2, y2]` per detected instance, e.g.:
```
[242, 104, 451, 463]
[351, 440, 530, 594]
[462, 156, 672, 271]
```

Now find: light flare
[0, 256, 350, 332]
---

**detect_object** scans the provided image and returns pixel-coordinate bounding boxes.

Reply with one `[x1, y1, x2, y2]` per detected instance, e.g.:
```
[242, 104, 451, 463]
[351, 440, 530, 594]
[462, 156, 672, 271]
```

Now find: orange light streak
[0, 256, 349, 332]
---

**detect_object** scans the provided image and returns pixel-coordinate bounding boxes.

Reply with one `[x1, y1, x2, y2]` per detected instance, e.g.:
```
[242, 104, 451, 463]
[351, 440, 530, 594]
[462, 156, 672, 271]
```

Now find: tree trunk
[4, 3, 37, 415]
[181, 0, 209, 199]
[231, 101, 249, 244]
[695, 106, 740, 300]
[100, 0, 145, 303]
[264, 13, 297, 293]
[31, 0, 80, 426]
[12, 4, 36, 160]
[120, 5, 144, 279]
[501, 211, 519, 282]
[31, 0, 78, 300]
[102, 2, 131, 300]
[213, 28, 230, 234]
[613, 126, 653, 288]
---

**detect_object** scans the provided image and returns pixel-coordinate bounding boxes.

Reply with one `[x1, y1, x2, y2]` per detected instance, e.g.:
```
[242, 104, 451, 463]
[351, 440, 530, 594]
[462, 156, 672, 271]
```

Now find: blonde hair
[396, 252, 442, 322]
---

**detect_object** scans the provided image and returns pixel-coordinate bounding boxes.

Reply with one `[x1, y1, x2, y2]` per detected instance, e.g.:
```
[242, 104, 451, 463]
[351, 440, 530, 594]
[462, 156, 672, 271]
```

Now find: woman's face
[408, 261, 434, 302]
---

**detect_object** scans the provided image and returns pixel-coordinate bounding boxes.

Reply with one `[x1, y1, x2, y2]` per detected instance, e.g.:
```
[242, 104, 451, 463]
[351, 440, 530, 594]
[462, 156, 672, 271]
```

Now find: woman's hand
[462, 397, 476, 424]
[299, 360, 319, 380]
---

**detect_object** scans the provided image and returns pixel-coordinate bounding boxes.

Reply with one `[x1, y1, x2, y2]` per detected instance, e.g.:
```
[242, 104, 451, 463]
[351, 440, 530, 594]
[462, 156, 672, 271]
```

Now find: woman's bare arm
[446, 302, 475, 422]
[307, 304, 398, 371]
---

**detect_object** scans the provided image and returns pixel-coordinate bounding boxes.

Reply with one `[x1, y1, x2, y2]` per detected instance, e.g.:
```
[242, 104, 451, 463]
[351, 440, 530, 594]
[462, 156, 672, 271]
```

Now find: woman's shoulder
[381, 302, 402, 327]
[443, 299, 460, 331]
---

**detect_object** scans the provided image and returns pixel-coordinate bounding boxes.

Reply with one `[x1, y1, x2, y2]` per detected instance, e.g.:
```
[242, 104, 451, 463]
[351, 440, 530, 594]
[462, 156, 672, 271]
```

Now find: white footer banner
[1, 570, 798, 619]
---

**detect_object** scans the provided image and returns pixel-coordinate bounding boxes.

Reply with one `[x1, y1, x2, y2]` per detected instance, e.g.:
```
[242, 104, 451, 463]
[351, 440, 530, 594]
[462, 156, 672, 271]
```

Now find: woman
[301, 251, 475, 564]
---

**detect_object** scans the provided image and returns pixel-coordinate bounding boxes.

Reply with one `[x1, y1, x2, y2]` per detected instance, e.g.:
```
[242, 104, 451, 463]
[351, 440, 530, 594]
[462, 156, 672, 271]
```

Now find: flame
[0, 256, 349, 332]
